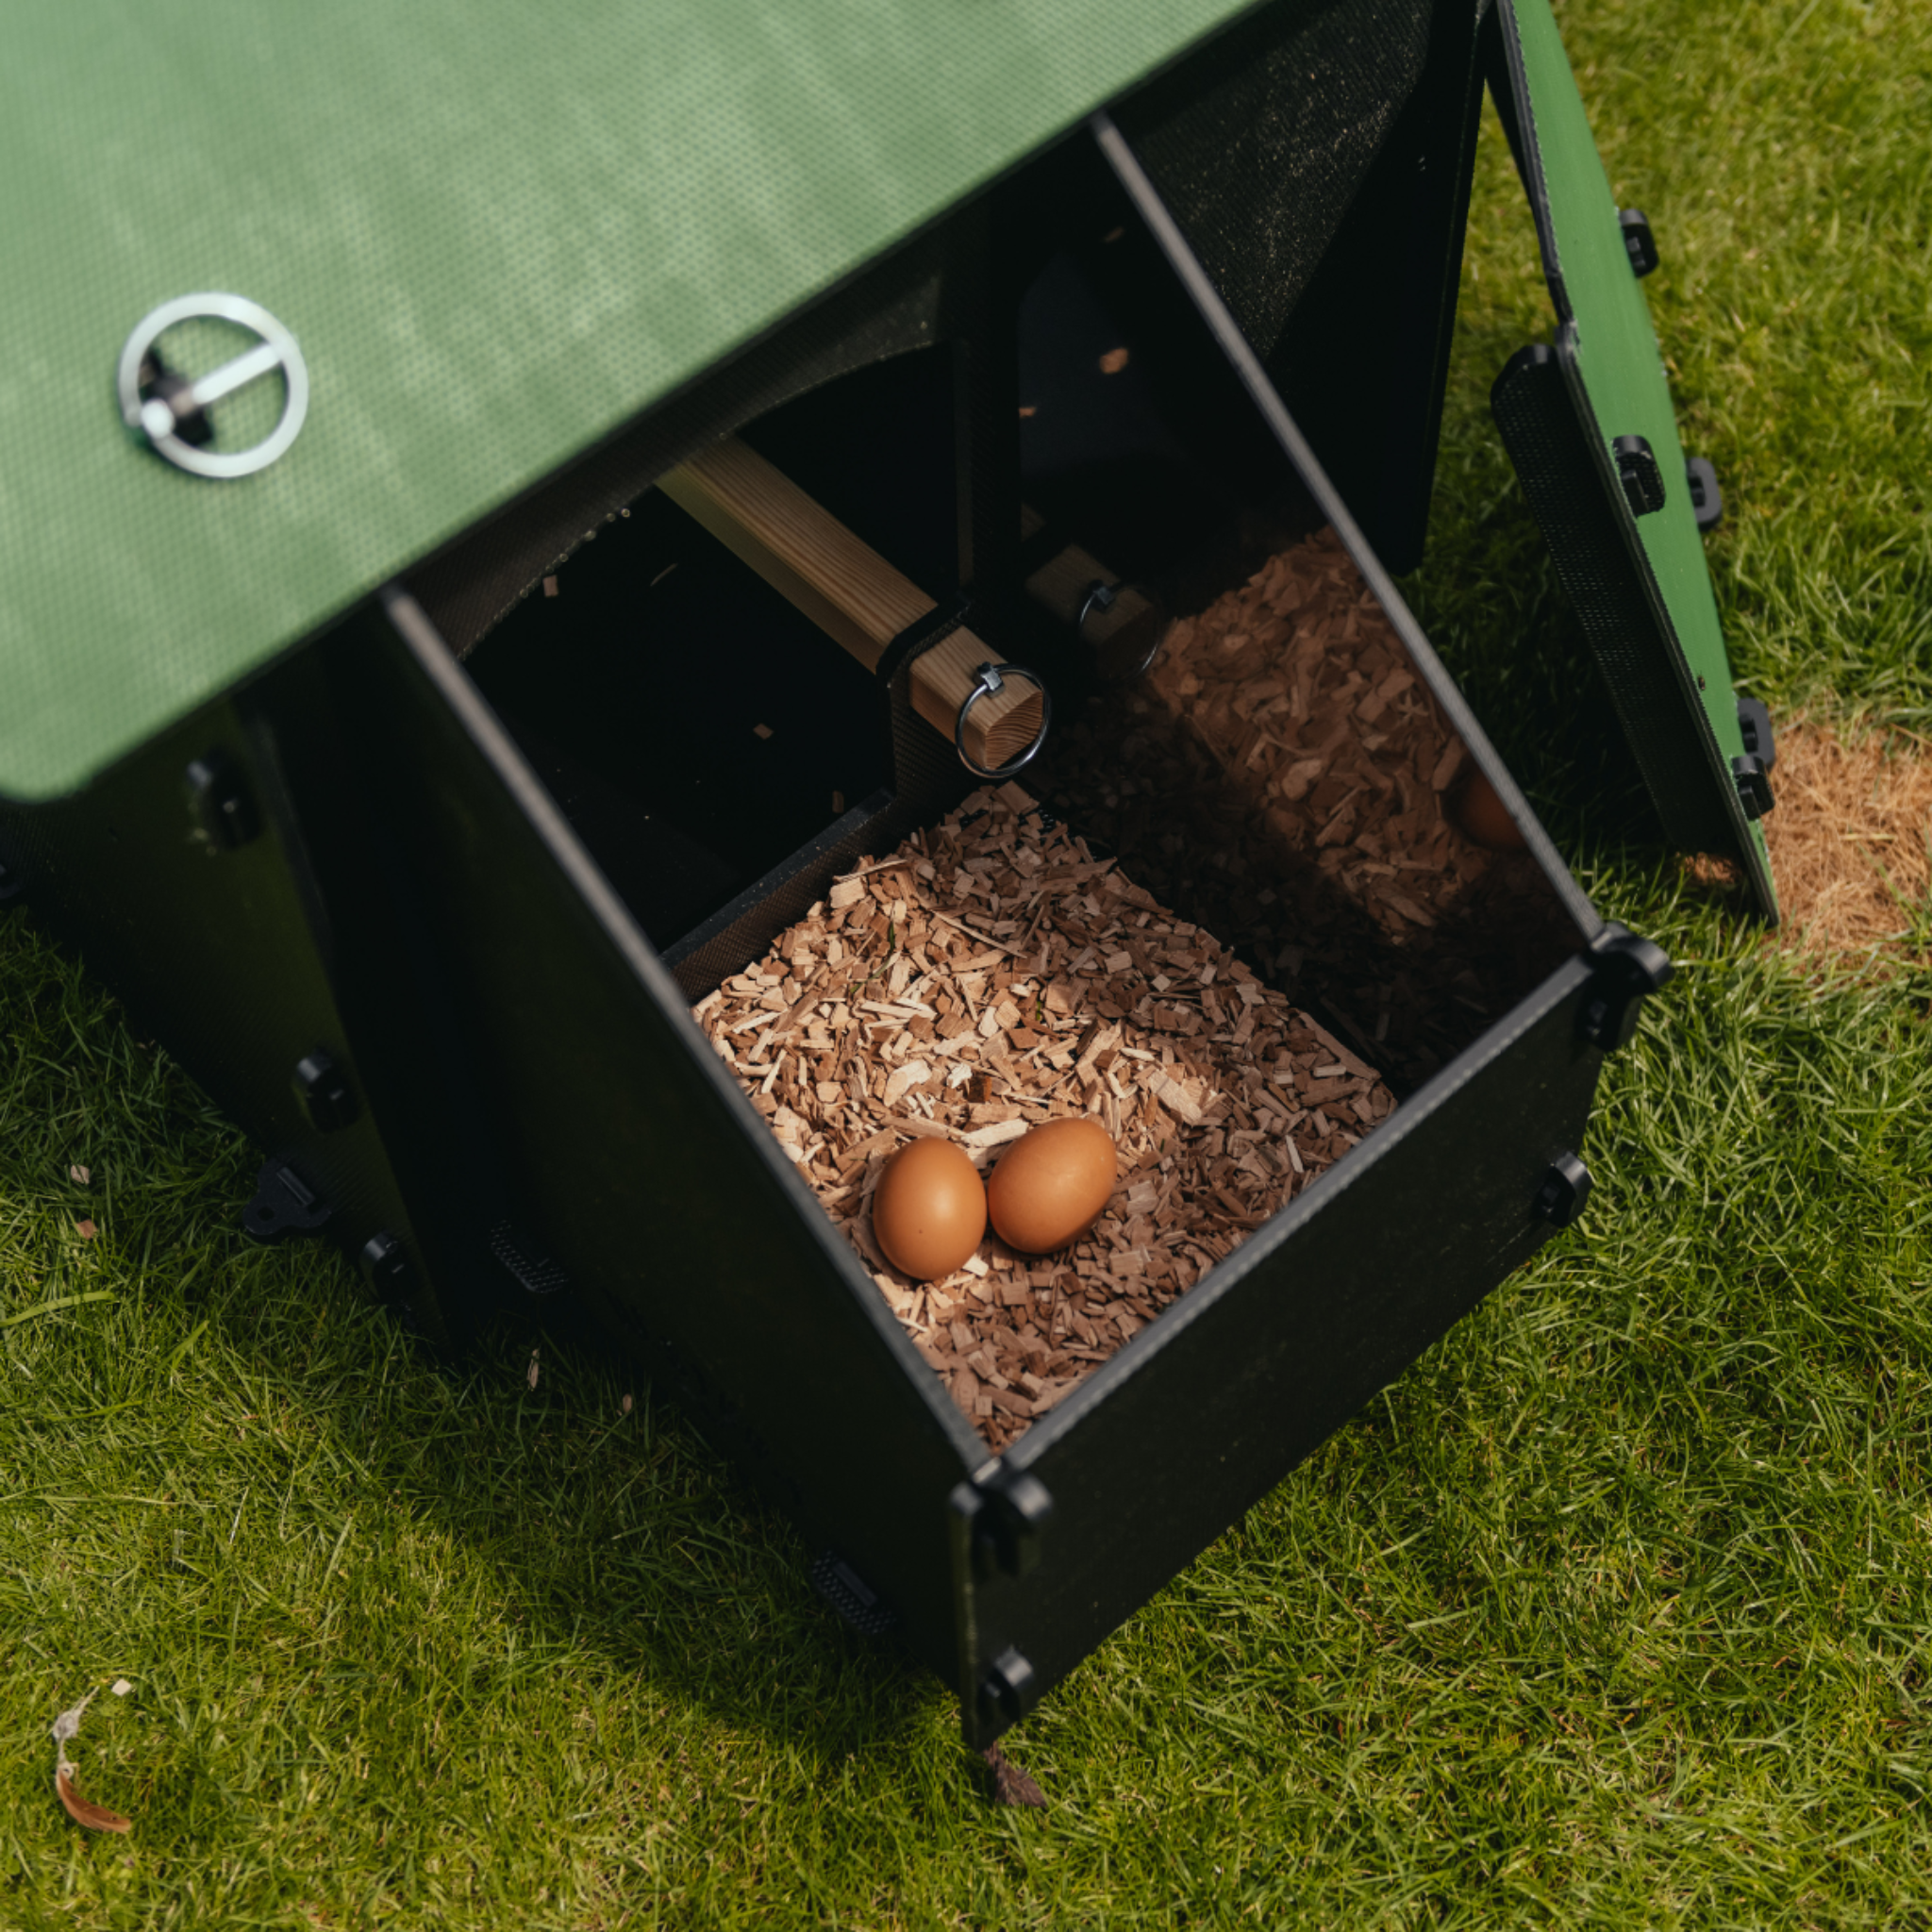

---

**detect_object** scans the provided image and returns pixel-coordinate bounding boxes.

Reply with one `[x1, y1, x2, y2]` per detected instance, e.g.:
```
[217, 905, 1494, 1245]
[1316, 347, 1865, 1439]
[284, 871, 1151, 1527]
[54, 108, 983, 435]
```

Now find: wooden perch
[659, 439, 1043, 771]
[1024, 537, 1167, 679]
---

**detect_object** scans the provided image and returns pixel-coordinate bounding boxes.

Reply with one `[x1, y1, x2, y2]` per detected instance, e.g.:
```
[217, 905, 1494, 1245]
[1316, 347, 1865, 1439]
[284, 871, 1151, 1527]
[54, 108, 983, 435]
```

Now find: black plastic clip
[1732, 754, 1774, 821]
[1737, 695, 1776, 771]
[185, 749, 260, 851]
[974, 1468, 1054, 1580]
[1535, 1152, 1593, 1228]
[359, 1231, 414, 1299]
[1619, 208, 1659, 277]
[1612, 435, 1667, 517]
[1685, 457, 1724, 531]
[242, 1156, 333, 1243]
[293, 1049, 358, 1132]
[980, 1646, 1041, 1726]
[1580, 926, 1674, 1052]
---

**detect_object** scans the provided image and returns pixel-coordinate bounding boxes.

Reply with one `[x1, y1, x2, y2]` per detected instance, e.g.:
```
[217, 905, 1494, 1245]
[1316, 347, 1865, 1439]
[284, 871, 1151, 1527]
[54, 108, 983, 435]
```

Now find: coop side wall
[0, 684, 437, 1325]
[956, 953, 1607, 1746]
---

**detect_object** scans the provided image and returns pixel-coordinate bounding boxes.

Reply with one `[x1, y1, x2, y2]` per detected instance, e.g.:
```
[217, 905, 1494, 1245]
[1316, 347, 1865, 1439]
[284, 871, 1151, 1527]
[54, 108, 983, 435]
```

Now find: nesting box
[0, 0, 1771, 1745]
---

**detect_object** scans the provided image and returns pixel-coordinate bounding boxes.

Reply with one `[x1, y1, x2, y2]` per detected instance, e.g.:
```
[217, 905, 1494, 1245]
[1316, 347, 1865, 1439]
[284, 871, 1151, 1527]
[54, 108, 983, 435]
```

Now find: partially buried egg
[987, 1117, 1118, 1255]
[1451, 767, 1527, 851]
[871, 1136, 987, 1281]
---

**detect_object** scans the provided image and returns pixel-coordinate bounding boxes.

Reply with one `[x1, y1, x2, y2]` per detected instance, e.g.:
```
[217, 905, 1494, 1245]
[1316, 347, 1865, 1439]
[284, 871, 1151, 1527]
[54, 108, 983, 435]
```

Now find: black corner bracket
[980, 1646, 1041, 1726]
[974, 1468, 1054, 1581]
[242, 1155, 333, 1243]
[1581, 926, 1674, 1053]
[1535, 1151, 1593, 1228]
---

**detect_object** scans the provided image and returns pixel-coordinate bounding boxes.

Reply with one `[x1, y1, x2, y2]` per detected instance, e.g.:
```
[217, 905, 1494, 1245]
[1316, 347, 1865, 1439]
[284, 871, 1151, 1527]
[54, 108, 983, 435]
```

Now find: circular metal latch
[117, 293, 308, 479]
[954, 661, 1052, 782]
[1076, 577, 1169, 680]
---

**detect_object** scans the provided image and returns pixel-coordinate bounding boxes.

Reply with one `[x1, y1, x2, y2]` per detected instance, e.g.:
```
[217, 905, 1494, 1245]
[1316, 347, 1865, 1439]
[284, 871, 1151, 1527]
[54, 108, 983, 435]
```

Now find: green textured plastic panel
[0, 0, 1260, 802]
[1503, 0, 1774, 911]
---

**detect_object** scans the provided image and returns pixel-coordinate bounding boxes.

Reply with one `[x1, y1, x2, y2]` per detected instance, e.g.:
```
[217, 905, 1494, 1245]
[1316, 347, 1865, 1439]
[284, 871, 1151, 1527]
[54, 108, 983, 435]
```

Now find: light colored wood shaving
[692, 781, 1396, 1452]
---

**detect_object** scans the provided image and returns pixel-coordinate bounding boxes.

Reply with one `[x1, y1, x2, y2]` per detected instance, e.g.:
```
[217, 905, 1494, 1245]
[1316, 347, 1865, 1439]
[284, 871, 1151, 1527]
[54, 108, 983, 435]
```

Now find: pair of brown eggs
[871, 1118, 1118, 1281]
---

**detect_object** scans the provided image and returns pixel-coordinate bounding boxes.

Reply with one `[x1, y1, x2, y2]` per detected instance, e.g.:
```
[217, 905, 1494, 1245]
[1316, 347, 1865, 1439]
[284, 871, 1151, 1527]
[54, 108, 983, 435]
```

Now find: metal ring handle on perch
[1077, 579, 1167, 680]
[954, 662, 1052, 782]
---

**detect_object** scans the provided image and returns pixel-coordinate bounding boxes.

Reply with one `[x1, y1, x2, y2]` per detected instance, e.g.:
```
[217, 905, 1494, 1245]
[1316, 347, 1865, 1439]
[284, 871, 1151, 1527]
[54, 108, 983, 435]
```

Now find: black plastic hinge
[1619, 208, 1659, 277]
[293, 1049, 358, 1132]
[1737, 695, 1776, 771]
[1685, 456, 1724, 531]
[184, 749, 260, 851]
[1612, 435, 1667, 516]
[1535, 1151, 1593, 1228]
[1732, 754, 1774, 820]
[1581, 926, 1674, 1052]
[242, 1155, 333, 1242]
[974, 1468, 1054, 1580]
[980, 1646, 1041, 1726]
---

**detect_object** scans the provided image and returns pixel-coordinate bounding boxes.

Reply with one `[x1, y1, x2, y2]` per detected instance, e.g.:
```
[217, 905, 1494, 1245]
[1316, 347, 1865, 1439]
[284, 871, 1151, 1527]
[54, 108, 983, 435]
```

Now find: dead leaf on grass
[75, 1220, 96, 1241]
[50, 1689, 132, 1834]
[982, 1742, 1046, 1808]
[526, 1349, 540, 1391]
[69, 1164, 91, 1185]
[57, 1768, 131, 1834]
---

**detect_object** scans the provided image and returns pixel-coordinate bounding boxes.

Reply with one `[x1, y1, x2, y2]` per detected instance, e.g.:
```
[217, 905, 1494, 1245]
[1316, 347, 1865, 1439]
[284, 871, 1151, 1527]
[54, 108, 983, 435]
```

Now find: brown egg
[870, 1136, 987, 1281]
[1452, 767, 1527, 851]
[987, 1117, 1118, 1255]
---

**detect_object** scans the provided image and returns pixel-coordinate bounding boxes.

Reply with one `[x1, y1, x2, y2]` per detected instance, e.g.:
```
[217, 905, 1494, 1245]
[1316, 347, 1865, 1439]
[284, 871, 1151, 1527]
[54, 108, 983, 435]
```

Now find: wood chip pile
[1033, 526, 1579, 1087]
[692, 782, 1396, 1452]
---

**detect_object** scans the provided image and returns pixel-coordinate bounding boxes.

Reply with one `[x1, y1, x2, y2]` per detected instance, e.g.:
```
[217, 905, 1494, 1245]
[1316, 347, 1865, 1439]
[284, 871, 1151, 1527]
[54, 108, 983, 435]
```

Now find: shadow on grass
[0, 915, 957, 1801]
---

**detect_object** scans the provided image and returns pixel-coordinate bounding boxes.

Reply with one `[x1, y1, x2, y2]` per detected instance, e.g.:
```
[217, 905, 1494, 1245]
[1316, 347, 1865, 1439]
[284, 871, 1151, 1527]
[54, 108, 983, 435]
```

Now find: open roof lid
[1488, 0, 1778, 918]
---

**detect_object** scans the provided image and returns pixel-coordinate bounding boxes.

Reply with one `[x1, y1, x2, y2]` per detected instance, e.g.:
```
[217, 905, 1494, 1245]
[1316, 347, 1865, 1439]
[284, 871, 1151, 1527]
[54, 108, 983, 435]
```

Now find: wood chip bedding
[1032, 525, 1580, 1088]
[692, 780, 1396, 1453]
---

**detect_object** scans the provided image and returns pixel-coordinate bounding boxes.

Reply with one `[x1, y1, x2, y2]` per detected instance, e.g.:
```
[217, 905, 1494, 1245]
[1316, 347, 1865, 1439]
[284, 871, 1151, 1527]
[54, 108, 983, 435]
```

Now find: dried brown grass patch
[1761, 715, 1932, 972]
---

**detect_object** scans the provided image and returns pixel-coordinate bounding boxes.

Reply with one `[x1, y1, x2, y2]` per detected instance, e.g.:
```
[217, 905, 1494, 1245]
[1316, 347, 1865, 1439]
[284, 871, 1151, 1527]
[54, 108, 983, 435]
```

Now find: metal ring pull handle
[1077, 577, 1168, 679]
[1076, 579, 1119, 637]
[954, 661, 1052, 782]
[117, 292, 309, 479]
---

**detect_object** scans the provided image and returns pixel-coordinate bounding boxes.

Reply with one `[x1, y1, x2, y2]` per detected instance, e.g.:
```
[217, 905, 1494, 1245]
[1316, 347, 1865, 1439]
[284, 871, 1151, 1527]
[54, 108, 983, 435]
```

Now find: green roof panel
[0, 0, 1257, 800]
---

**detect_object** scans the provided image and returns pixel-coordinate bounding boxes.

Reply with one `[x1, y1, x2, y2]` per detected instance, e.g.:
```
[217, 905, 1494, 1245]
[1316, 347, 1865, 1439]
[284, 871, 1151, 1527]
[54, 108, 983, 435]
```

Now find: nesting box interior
[440, 151, 1589, 1456]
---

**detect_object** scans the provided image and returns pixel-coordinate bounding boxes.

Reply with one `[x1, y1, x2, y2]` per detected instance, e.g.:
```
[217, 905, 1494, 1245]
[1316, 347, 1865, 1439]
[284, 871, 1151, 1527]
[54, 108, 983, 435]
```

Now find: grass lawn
[5, 1, 1929, 1924]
